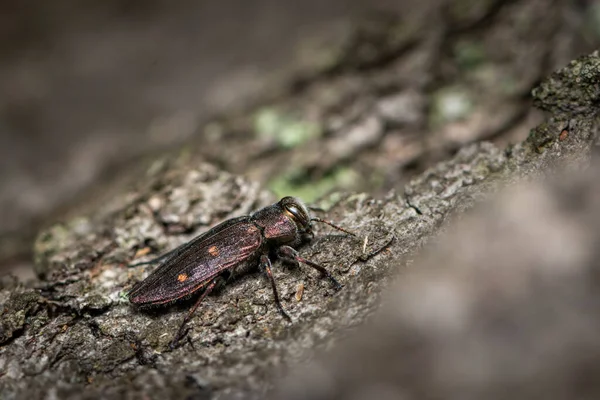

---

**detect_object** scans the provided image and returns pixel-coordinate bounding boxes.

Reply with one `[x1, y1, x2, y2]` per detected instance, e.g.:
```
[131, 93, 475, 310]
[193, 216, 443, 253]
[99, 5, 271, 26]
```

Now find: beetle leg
[277, 246, 342, 290]
[170, 277, 221, 349]
[259, 254, 291, 322]
[300, 230, 314, 243]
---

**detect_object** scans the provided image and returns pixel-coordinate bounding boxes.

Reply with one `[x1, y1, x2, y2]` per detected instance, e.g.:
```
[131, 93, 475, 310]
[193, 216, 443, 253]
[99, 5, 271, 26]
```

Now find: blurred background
[1, 0, 599, 277]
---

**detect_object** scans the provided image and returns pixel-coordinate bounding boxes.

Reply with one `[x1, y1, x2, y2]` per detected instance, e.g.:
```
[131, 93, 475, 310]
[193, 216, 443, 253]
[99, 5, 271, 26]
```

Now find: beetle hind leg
[169, 277, 222, 349]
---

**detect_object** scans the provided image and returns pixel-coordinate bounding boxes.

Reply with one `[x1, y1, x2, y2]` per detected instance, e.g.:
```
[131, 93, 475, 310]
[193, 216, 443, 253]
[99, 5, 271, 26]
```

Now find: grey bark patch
[0, 290, 40, 345]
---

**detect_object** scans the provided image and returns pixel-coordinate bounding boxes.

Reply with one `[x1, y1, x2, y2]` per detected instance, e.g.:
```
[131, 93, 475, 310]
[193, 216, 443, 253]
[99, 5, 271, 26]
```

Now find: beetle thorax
[251, 204, 302, 245]
[251, 197, 312, 247]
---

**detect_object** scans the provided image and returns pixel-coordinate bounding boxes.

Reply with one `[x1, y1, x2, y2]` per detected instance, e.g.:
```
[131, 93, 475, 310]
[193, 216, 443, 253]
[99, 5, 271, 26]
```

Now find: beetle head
[279, 196, 311, 232]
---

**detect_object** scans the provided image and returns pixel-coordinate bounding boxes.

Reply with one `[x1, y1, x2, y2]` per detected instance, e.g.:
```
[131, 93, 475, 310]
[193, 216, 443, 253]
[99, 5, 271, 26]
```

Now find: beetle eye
[285, 204, 308, 227]
[286, 205, 300, 217]
[280, 197, 310, 229]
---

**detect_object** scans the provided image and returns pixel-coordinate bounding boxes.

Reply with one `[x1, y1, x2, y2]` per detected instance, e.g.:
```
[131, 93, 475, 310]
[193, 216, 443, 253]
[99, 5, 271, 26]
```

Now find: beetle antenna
[311, 217, 356, 237]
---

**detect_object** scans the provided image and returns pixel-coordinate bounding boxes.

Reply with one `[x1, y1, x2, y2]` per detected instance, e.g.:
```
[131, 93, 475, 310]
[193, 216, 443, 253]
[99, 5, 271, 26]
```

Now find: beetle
[127, 196, 354, 347]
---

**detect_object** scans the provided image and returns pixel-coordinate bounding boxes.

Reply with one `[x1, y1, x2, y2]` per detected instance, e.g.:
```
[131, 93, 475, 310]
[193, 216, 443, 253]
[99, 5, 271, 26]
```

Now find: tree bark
[1, 48, 599, 398]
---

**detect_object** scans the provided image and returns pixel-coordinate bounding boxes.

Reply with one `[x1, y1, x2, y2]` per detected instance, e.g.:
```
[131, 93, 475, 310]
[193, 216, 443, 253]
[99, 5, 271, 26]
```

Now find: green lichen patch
[430, 86, 474, 128]
[254, 107, 322, 149]
[453, 39, 486, 70]
[0, 290, 41, 344]
[268, 167, 359, 204]
[532, 51, 600, 119]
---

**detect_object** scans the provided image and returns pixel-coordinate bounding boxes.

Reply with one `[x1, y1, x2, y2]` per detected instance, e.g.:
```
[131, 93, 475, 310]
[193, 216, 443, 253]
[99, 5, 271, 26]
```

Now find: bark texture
[1, 50, 599, 398]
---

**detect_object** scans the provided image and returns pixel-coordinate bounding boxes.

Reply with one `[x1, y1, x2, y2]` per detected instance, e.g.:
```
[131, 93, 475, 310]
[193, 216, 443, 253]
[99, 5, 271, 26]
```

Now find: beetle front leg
[300, 230, 314, 244]
[277, 246, 342, 290]
[259, 254, 292, 322]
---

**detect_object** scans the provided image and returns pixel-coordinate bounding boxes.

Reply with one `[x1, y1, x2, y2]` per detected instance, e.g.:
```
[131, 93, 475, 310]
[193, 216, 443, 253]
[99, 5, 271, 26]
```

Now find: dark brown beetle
[128, 196, 354, 347]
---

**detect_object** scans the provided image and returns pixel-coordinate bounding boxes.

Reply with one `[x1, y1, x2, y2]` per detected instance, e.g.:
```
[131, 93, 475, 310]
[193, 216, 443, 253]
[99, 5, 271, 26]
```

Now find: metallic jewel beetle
[128, 196, 354, 346]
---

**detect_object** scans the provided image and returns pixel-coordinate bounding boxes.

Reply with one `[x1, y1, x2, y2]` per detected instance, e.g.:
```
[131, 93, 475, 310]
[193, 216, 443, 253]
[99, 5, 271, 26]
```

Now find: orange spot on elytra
[177, 273, 188, 282]
[208, 245, 219, 256]
[559, 129, 568, 141]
